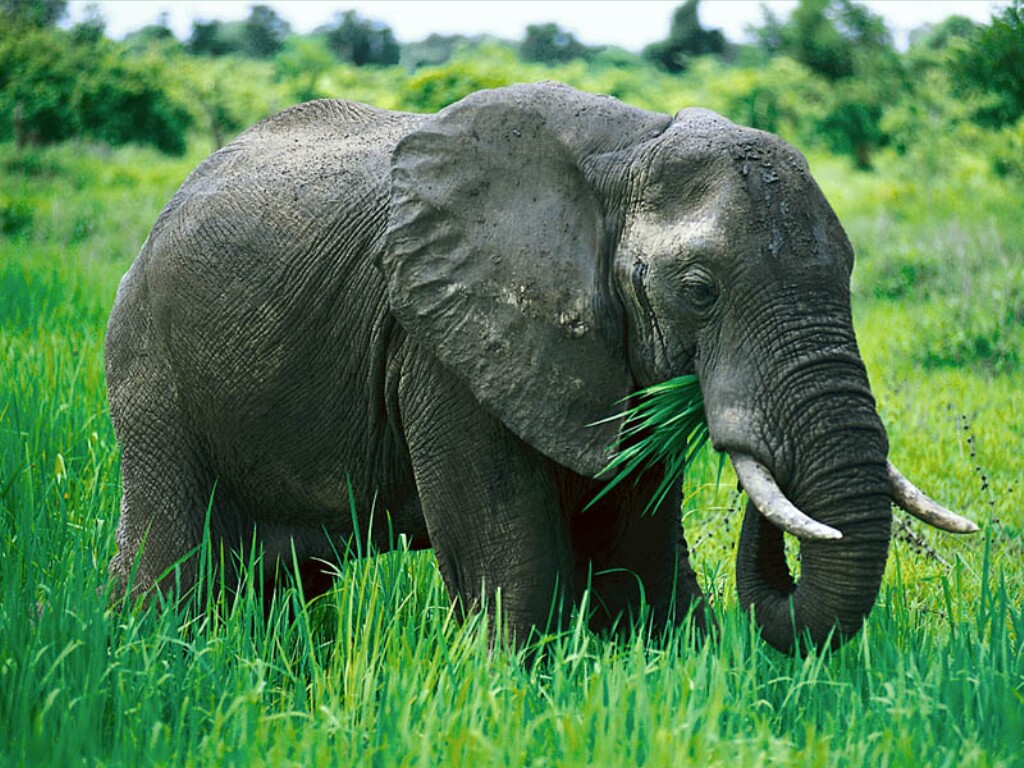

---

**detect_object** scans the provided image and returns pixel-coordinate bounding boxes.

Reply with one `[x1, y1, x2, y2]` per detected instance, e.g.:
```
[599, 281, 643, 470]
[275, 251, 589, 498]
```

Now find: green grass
[589, 374, 713, 515]
[1, 141, 1022, 766]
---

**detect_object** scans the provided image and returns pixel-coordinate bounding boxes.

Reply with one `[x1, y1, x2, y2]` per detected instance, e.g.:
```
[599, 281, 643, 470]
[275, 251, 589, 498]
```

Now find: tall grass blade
[587, 374, 718, 514]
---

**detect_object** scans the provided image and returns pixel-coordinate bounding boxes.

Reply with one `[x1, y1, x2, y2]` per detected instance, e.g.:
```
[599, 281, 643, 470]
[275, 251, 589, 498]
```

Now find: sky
[64, 1, 1006, 52]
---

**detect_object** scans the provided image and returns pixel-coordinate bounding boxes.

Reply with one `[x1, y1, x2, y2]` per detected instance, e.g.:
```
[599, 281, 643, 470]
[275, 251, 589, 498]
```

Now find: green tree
[130, 12, 174, 41]
[401, 33, 477, 70]
[122, 12, 179, 54]
[951, 0, 1024, 127]
[399, 44, 518, 112]
[908, 15, 979, 52]
[748, 0, 899, 168]
[0, 23, 191, 153]
[273, 36, 334, 101]
[169, 54, 286, 150]
[74, 49, 191, 154]
[0, 0, 66, 27]
[643, 0, 726, 73]
[69, 2, 105, 46]
[904, 15, 978, 82]
[520, 23, 594, 64]
[187, 19, 244, 57]
[754, 0, 893, 81]
[782, 0, 854, 79]
[321, 11, 400, 67]
[0, 24, 79, 145]
[243, 4, 290, 59]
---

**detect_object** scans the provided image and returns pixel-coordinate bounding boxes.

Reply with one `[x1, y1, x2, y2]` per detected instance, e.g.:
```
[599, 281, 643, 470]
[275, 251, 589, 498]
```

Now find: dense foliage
[0, 0, 1020, 173]
[0, 0, 65, 27]
[1, 1, 1022, 765]
[520, 22, 597, 64]
[950, 0, 1024, 128]
[319, 10, 401, 67]
[0, 20, 191, 153]
[186, 4, 291, 59]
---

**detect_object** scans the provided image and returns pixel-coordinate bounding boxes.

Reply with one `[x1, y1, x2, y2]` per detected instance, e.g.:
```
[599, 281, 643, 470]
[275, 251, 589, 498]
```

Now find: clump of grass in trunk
[589, 374, 718, 514]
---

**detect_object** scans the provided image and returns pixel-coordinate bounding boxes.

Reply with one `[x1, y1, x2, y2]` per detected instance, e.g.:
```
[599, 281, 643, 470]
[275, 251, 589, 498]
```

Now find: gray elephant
[105, 82, 975, 653]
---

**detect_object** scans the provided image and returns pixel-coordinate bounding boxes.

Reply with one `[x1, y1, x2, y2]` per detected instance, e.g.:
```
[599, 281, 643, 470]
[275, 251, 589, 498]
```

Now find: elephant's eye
[681, 270, 719, 315]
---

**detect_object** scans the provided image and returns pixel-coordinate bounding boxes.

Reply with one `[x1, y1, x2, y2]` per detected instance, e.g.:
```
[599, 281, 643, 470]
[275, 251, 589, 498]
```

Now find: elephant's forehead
[646, 120, 811, 194]
[632, 153, 754, 232]
[628, 152, 851, 274]
[624, 198, 729, 254]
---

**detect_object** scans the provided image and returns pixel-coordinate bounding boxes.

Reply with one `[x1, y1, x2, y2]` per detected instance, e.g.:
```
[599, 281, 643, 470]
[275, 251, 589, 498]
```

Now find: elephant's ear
[384, 83, 670, 478]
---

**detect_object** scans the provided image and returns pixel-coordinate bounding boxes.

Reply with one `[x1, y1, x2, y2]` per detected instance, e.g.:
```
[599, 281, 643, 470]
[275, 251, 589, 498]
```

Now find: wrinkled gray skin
[107, 83, 892, 653]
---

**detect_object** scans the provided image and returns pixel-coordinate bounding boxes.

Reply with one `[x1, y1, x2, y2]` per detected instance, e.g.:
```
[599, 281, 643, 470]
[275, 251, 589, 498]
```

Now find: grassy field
[1, 135, 1021, 767]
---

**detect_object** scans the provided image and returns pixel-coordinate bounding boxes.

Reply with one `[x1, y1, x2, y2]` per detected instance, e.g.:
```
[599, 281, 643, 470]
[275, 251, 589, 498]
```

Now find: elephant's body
[108, 95, 701, 634]
[108, 83, 968, 652]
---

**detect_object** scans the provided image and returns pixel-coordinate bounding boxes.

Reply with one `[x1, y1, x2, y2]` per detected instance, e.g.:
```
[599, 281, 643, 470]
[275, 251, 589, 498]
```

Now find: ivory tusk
[730, 453, 844, 541]
[887, 462, 980, 534]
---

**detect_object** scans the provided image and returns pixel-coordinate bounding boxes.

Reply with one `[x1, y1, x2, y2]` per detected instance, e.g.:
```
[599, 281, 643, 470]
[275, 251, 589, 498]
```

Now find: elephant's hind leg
[107, 342, 228, 608]
[109, 410, 222, 607]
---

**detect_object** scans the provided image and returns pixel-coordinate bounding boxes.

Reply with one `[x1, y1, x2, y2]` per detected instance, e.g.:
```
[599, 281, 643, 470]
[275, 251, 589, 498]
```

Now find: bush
[0, 23, 191, 154]
[950, 0, 1024, 128]
[398, 45, 520, 112]
[918, 297, 1023, 374]
[0, 24, 80, 144]
[274, 36, 335, 101]
[991, 116, 1024, 180]
[0, 191, 34, 237]
[682, 57, 830, 143]
[75, 49, 192, 155]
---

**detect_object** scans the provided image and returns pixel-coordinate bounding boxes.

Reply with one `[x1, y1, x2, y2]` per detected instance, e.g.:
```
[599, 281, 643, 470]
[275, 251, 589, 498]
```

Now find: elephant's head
[383, 83, 975, 653]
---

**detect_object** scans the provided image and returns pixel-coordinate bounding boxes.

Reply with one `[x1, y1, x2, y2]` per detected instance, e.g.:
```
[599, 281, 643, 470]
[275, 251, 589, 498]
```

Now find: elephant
[105, 82, 976, 654]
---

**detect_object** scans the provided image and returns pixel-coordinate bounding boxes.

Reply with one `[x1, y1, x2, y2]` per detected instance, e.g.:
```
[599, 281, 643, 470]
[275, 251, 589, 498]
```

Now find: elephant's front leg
[399, 349, 574, 646]
[571, 477, 712, 638]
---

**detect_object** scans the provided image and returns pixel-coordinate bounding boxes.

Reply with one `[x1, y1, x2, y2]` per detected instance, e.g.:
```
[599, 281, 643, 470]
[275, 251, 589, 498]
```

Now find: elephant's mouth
[591, 374, 709, 514]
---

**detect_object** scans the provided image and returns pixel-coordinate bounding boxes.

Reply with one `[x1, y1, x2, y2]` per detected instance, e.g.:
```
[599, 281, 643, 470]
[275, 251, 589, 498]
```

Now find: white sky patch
[65, 1, 1006, 52]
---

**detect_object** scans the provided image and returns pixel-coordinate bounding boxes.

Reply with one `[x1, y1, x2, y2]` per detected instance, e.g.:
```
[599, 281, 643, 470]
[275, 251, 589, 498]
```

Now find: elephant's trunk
[728, 354, 893, 653]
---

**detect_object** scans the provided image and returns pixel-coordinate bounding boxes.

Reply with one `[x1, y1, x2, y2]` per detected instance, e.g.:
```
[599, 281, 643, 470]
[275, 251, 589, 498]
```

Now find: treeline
[1, 0, 1022, 175]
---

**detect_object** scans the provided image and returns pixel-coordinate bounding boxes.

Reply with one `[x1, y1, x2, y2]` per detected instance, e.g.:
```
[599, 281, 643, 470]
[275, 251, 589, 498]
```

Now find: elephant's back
[130, 98, 423, 314]
[109, 99, 423, 527]
[151, 99, 420, 251]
